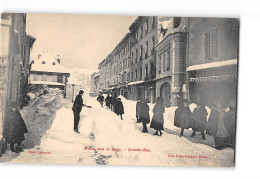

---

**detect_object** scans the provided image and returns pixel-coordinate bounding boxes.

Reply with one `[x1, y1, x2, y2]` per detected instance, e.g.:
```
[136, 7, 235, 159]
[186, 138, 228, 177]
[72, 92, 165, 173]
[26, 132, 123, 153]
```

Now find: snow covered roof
[127, 80, 144, 86]
[30, 81, 65, 86]
[187, 59, 237, 71]
[31, 52, 69, 74]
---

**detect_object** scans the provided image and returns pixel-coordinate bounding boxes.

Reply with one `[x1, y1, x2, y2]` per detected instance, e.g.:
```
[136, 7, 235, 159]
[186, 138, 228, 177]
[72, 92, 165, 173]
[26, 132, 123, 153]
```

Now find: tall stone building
[128, 16, 158, 103]
[154, 17, 188, 107]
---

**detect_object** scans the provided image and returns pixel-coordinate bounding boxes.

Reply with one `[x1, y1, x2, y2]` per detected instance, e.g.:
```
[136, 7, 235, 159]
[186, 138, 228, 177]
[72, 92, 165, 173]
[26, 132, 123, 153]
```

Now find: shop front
[187, 59, 238, 107]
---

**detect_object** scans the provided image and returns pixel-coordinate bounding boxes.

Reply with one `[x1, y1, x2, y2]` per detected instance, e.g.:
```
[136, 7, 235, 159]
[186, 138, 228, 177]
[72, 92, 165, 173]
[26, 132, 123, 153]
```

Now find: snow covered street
[3, 93, 234, 167]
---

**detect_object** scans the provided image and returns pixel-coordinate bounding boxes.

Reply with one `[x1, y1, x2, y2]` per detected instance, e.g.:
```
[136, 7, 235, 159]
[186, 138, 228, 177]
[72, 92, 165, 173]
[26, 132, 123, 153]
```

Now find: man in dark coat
[136, 100, 142, 123]
[174, 99, 192, 137]
[3, 102, 28, 153]
[139, 98, 150, 133]
[72, 90, 86, 133]
[105, 94, 112, 109]
[190, 102, 208, 140]
[115, 98, 124, 120]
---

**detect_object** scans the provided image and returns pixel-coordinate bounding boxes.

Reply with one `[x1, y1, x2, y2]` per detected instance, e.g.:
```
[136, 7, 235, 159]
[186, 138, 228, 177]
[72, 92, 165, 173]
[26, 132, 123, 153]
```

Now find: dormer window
[52, 62, 56, 65]
[42, 61, 45, 64]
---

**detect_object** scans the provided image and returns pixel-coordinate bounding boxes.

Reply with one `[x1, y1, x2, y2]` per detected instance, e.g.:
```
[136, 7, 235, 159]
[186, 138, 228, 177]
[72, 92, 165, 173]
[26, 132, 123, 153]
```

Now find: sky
[26, 13, 137, 74]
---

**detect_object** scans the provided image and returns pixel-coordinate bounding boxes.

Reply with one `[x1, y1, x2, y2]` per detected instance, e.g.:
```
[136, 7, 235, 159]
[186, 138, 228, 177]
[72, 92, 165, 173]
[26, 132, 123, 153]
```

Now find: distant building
[29, 52, 70, 97]
[90, 72, 100, 97]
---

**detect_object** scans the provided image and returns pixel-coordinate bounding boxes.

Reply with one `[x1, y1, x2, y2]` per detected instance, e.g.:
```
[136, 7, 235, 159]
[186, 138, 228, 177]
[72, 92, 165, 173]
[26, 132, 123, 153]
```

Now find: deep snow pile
[10, 95, 234, 167]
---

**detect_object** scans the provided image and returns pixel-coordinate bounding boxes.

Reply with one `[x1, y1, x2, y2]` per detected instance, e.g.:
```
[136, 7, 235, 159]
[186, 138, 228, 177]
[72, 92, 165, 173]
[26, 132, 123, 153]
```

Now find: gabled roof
[31, 52, 69, 74]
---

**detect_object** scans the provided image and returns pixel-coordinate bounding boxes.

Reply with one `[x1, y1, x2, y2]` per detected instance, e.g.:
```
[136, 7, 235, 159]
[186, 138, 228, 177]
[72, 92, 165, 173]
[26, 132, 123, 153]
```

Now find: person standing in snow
[110, 94, 117, 112]
[224, 99, 236, 148]
[190, 102, 208, 140]
[115, 98, 124, 120]
[97, 93, 104, 107]
[72, 90, 86, 133]
[139, 98, 150, 133]
[150, 97, 165, 136]
[206, 102, 229, 150]
[3, 102, 28, 153]
[105, 93, 112, 109]
[174, 99, 192, 137]
[136, 100, 142, 123]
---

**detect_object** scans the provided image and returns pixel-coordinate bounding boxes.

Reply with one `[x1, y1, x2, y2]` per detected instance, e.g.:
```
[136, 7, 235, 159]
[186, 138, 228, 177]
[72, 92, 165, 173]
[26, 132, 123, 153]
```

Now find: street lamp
[72, 84, 75, 103]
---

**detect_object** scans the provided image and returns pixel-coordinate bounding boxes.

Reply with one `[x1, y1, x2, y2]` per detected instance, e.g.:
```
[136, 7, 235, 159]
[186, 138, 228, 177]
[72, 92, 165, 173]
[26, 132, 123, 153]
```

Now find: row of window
[30, 74, 64, 83]
[131, 36, 155, 64]
[133, 17, 156, 42]
[158, 50, 171, 74]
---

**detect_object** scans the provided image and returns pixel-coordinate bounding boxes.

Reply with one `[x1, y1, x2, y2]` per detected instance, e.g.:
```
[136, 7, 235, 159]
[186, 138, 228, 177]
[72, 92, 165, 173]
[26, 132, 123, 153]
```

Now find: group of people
[136, 97, 166, 136]
[98, 93, 125, 120]
[174, 99, 236, 150]
[136, 97, 236, 150]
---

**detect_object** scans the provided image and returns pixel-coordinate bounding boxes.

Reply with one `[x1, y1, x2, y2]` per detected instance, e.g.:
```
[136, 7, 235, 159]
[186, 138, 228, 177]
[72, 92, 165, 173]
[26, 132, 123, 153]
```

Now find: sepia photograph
[0, 13, 239, 167]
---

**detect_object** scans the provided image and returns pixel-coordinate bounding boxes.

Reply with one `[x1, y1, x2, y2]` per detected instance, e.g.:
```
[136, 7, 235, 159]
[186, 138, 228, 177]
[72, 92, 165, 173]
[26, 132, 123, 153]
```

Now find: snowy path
[9, 95, 234, 167]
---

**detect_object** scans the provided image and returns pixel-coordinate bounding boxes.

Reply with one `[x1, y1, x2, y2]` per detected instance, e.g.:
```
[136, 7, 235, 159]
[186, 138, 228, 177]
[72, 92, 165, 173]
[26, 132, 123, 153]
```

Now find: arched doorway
[160, 82, 171, 107]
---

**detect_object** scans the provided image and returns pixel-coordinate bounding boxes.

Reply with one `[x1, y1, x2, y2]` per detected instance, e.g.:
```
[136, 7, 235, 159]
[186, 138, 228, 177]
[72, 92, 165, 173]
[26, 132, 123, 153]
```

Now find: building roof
[186, 59, 237, 71]
[31, 52, 70, 74]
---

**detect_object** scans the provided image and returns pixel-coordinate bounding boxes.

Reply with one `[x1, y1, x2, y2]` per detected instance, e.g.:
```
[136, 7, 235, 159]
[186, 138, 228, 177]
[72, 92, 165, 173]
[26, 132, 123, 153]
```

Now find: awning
[127, 80, 144, 86]
[30, 81, 65, 86]
[189, 74, 237, 82]
[187, 59, 237, 71]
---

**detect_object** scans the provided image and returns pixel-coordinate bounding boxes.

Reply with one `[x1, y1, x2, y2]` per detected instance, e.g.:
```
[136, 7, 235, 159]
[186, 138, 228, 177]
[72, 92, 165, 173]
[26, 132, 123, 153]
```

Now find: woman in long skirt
[150, 97, 165, 136]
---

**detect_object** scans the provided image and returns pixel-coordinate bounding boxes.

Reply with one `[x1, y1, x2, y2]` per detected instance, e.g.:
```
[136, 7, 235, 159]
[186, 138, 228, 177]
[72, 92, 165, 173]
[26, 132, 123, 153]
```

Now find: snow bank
[10, 94, 233, 167]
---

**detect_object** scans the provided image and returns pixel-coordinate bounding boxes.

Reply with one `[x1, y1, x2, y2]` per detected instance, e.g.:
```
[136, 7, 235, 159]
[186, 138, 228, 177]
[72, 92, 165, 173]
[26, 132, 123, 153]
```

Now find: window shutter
[204, 32, 209, 59]
[210, 30, 218, 59]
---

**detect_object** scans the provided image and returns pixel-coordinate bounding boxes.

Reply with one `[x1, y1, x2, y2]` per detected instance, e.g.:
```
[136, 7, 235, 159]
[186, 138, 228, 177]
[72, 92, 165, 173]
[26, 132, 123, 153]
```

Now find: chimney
[56, 55, 61, 64]
[38, 54, 41, 59]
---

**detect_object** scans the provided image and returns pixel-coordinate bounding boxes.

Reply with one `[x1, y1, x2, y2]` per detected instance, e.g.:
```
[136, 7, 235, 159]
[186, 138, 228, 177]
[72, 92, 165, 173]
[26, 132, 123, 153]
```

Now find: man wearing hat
[72, 90, 86, 133]
[3, 101, 28, 153]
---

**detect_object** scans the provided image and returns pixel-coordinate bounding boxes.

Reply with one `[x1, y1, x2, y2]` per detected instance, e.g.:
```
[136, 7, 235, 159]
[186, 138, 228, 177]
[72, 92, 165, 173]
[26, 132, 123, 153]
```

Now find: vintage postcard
[0, 13, 239, 167]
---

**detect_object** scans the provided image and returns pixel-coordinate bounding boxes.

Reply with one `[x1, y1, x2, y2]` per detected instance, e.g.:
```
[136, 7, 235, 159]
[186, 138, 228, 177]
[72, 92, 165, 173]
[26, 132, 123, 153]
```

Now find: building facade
[128, 16, 158, 103]
[92, 16, 239, 108]
[155, 17, 188, 107]
[186, 18, 239, 107]
[0, 13, 35, 155]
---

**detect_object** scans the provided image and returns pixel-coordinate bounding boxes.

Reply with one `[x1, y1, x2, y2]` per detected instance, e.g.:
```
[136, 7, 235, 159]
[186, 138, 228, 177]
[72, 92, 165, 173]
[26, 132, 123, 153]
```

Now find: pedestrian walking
[105, 94, 112, 109]
[110, 95, 117, 112]
[97, 93, 104, 107]
[136, 100, 142, 123]
[150, 97, 165, 136]
[174, 99, 192, 137]
[115, 98, 124, 120]
[72, 90, 86, 133]
[190, 102, 208, 140]
[3, 102, 28, 153]
[206, 102, 229, 150]
[139, 98, 150, 133]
